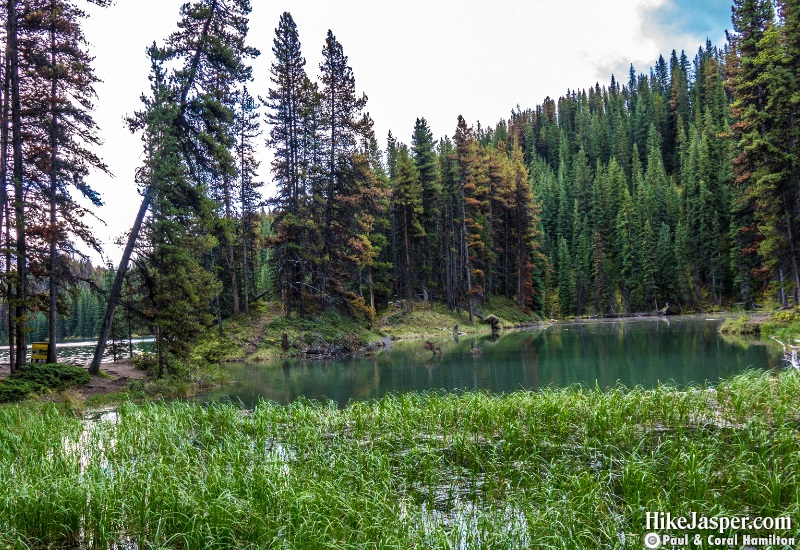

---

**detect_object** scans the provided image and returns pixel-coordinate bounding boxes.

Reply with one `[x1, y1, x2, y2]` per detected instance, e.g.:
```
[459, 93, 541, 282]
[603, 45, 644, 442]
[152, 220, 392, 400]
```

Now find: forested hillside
[1, 0, 799, 371]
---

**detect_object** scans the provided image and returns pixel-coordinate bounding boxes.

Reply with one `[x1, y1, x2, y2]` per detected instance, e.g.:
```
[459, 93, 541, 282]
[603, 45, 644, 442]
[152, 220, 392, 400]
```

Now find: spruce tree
[411, 117, 440, 304]
[317, 29, 370, 307]
[726, 0, 776, 306]
[266, 12, 307, 315]
[390, 144, 423, 311]
[91, 0, 257, 373]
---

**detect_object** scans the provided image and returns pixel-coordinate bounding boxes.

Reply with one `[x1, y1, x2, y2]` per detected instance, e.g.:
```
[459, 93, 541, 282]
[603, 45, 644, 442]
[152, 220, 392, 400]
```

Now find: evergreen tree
[266, 11, 307, 315]
[318, 29, 370, 306]
[93, 0, 257, 374]
[726, 0, 776, 306]
[390, 144, 423, 311]
[233, 86, 261, 313]
[411, 117, 440, 304]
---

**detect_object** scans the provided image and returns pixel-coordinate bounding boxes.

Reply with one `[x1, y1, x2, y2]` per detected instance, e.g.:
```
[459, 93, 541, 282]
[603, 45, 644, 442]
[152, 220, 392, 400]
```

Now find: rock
[482, 314, 501, 330]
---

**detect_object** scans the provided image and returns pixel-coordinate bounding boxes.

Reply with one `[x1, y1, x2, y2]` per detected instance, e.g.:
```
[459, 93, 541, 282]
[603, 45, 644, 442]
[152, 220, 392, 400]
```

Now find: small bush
[133, 352, 158, 372]
[0, 363, 90, 403]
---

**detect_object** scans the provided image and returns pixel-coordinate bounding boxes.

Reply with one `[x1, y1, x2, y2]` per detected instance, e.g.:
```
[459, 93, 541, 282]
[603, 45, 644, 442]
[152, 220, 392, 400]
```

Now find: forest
[0, 0, 799, 372]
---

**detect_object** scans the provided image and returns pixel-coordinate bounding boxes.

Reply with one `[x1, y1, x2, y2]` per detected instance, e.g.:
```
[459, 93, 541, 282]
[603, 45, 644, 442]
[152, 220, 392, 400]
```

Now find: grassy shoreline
[719, 307, 800, 342]
[192, 297, 542, 364]
[2, 369, 799, 548]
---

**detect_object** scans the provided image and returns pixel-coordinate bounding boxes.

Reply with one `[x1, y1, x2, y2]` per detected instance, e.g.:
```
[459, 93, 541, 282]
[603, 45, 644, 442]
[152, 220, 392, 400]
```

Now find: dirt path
[0, 359, 148, 399]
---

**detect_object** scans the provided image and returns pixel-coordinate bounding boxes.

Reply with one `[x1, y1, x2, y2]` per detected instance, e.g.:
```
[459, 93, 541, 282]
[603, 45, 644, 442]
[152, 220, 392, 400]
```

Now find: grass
[1, 369, 800, 548]
[0, 363, 90, 403]
[379, 296, 537, 339]
[759, 307, 800, 343]
[719, 314, 761, 336]
[192, 297, 539, 363]
[720, 307, 800, 350]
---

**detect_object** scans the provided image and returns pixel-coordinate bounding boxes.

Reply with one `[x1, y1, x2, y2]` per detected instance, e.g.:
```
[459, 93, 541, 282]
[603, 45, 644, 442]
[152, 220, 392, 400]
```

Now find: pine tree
[411, 117, 440, 304]
[92, 0, 257, 374]
[508, 144, 544, 313]
[438, 136, 462, 312]
[390, 144, 423, 310]
[726, 0, 776, 306]
[233, 86, 261, 313]
[557, 235, 574, 316]
[639, 219, 657, 310]
[318, 30, 370, 306]
[266, 12, 307, 315]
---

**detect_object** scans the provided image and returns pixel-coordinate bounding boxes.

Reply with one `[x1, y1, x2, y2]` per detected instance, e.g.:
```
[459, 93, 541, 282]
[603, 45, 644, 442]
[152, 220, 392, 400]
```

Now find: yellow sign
[31, 342, 49, 362]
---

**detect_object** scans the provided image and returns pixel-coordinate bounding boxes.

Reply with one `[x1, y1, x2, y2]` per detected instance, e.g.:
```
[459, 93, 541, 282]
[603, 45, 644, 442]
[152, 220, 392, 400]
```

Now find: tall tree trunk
[403, 203, 413, 312]
[459, 185, 474, 325]
[48, 184, 57, 362]
[517, 227, 524, 309]
[222, 173, 240, 315]
[47, 3, 58, 364]
[89, 188, 152, 375]
[1, 25, 9, 364]
[368, 265, 375, 311]
[0, 18, 10, 251]
[239, 122, 250, 314]
[227, 241, 240, 314]
[242, 212, 249, 313]
[783, 204, 800, 303]
[8, 0, 26, 370]
[5, 201, 13, 370]
[215, 292, 223, 336]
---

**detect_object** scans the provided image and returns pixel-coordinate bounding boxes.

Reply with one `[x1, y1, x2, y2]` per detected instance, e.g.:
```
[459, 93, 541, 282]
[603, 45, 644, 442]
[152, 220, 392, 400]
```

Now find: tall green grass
[1, 370, 800, 548]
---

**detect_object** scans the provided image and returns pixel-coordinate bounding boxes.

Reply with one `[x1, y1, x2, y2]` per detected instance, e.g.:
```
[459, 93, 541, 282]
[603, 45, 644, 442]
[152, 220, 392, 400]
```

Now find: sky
[78, 0, 733, 265]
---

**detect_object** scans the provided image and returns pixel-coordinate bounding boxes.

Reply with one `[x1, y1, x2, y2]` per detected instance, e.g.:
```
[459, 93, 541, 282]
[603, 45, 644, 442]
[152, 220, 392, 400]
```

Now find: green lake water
[203, 316, 784, 407]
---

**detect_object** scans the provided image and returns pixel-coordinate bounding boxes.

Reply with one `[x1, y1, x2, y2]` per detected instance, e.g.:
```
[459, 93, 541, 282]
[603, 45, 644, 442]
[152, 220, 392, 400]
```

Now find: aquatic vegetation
[1, 370, 800, 548]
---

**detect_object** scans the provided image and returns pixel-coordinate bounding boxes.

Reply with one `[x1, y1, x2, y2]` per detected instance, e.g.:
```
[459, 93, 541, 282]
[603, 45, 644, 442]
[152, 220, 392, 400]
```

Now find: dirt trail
[0, 359, 147, 399]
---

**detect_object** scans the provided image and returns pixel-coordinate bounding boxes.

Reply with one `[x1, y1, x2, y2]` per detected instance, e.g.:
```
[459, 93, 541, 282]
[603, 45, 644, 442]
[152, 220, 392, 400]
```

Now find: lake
[0, 337, 154, 366]
[202, 315, 784, 407]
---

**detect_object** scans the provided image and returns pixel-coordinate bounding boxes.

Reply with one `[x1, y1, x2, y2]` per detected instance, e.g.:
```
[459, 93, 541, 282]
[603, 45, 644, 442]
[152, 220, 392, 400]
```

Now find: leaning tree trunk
[89, 188, 151, 375]
[91, 0, 215, 375]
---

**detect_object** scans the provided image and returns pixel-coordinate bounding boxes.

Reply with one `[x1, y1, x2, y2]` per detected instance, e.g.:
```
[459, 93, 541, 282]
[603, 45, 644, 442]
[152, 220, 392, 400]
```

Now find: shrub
[0, 363, 90, 403]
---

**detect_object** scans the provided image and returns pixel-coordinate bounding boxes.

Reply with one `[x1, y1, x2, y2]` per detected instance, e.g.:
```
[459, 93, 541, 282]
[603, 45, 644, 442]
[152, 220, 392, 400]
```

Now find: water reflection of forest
[209, 318, 782, 407]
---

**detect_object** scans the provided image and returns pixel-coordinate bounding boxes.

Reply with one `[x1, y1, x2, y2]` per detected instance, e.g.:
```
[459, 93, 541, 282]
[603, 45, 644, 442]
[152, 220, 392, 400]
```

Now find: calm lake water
[202, 316, 785, 407]
[0, 338, 154, 366]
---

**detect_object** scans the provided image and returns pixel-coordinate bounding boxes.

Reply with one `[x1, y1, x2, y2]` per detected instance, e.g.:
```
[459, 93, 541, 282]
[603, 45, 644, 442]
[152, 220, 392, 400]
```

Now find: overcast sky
[79, 0, 732, 265]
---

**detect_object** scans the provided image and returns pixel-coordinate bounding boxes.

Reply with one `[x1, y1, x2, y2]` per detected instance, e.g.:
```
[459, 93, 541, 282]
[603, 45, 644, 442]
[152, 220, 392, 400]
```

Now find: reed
[1, 370, 799, 548]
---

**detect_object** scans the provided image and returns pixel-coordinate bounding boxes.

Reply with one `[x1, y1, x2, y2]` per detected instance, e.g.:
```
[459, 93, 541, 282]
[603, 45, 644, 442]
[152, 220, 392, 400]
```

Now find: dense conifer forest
[1, 0, 799, 371]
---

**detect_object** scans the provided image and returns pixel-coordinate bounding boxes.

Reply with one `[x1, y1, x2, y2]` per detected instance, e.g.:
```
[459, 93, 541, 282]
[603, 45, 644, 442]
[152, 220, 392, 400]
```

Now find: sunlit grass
[1, 370, 800, 548]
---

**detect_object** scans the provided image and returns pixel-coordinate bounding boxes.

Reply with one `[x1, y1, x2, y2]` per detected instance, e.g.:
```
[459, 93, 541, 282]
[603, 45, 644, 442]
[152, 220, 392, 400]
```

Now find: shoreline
[0, 359, 147, 403]
[0, 308, 787, 407]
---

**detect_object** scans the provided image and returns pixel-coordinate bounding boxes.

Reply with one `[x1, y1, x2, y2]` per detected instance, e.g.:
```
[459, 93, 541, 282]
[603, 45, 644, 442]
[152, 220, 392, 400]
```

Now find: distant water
[0, 338, 155, 366]
[201, 316, 784, 407]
